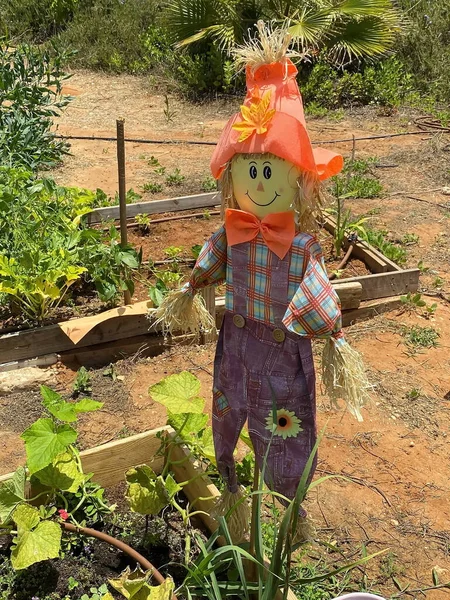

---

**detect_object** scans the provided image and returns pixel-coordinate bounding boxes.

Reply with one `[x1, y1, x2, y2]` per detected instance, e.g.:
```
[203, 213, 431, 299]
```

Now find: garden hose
[61, 522, 178, 599]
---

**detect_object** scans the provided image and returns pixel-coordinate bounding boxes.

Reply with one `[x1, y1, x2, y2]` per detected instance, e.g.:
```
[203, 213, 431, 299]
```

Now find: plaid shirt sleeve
[283, 237, 343, 338]
[184, 226, 227, 295]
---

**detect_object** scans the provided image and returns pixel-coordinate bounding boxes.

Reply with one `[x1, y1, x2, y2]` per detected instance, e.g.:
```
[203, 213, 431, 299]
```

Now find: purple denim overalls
[212, 241, 317, 502]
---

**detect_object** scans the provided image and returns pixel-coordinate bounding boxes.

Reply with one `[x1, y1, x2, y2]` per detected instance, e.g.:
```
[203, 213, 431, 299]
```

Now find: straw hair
[233, 20, 302, 72]
[210, 488, 250, 543]
[292, 515, 316, 544]
[219, 153, 323, 232]
[150, 289, 215, 336]
[321, 338, 372, 422]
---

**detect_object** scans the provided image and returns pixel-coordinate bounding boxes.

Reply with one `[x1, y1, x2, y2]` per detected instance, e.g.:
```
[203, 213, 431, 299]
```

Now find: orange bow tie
[225, 209, 295, 259]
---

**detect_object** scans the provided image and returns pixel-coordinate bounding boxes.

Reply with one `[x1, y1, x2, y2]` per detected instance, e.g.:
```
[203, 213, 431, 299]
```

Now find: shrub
[0, 42, 73, 170]
[300, 57, 414, 108]
[396, 0, 450, 103]
[0, 0, 83, 42]
[58, 0, 163, 74]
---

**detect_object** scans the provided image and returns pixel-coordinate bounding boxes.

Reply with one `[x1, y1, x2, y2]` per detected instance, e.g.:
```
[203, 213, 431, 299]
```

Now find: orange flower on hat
[265, 408, 302, 440]
[232, 88, 276, 143]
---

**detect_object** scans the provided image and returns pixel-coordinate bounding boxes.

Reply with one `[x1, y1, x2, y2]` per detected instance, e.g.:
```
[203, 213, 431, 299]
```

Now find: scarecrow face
[231, 153, 302, 218]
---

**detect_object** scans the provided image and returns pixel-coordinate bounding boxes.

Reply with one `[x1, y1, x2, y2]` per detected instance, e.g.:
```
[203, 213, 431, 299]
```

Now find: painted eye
[263, 165, 272, 179]
[249, 165, 257, 179]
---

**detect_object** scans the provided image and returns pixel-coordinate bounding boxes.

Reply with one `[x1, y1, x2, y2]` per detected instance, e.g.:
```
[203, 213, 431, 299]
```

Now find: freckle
[279, 187, 284, 193]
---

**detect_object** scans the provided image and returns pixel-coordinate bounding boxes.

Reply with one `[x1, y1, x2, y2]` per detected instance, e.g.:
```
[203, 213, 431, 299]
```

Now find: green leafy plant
[363, 229, 407, 265]
[401, 233, 419, 245]
[0, 42, 73, 170]
[0, 385, 106, 571]
[148, 155, 161, 167]
[80, 583, 110, 600]
[191, 244, 202, 259]
[73, 366, 92, 396]
[400, 292, 437, 318]
[165, 168, 185, 187]
[0, 168, 141, 322]
[135, 213, 152, 234]
[401, 325, 440, 350]
[406, 387, 421, 400]
[201, 175, 217, 192]
[141, 182, 163, 194]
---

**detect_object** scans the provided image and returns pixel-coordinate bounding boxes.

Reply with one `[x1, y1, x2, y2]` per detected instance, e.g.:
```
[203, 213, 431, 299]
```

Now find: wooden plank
[169, 441, 220, 536]
[87, 192, 219, 224]
[0, 426, 171, 487]
[333, 281, 361, 309]
[59, 332, 195, 368]
[342, 296, 403, 327]
[0, 353, 58, 373]
[336, 268, 420, 301]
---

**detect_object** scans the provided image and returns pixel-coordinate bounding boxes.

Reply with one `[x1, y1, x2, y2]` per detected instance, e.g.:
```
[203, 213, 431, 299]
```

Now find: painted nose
[257, 181, 265, 192]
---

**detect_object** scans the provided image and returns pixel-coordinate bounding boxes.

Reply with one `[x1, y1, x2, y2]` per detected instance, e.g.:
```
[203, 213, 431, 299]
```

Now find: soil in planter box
[0, 482, 204, 599]
[128, 211, 371, 302]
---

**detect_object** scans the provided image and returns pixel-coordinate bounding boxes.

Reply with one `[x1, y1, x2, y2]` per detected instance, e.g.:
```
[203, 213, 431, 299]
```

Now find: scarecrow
[154, 22, 370, 538]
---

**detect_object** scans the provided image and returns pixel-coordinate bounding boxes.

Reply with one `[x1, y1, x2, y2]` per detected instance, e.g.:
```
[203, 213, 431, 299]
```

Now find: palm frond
[166, 0, 216, 43]
[288, 7, 334, 49]
[333, 0, 398, 17]
[326, 16, 398, 63]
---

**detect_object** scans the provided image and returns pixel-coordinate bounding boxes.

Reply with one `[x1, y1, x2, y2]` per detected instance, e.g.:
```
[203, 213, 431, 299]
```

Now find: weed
[401, 325, 439, 349]
[401, 233, 419, 245]
[191, 244, 202, 259]
[164, 246, 183, 260]
[203, 209, 211, 220]
[400, 292, 426, 311]
[73, 367, 92, 396]
[379, 551, 404, 582]
[201, 175, 217, 192]
[406, 387, 421, 400]
[165, 168, 185, 186]
[163, 94, 177, 123]
[328, 108, 345, 122]
[433, 276, 444, 288]
[154, 166, 166, 176]
[80, 584, 109, 600]
[103, 363, 117, 381]
[344, 174, 383, 199]
[364, 229, 407, 265]
[148, 155, 160, 167]
[141, 182, 162, 194]
[417, 260, 430, 273]
[364, 207, 382, 216]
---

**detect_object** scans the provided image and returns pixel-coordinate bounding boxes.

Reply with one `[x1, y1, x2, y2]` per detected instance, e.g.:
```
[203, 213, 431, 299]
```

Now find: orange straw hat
[211, 29, 343, 181]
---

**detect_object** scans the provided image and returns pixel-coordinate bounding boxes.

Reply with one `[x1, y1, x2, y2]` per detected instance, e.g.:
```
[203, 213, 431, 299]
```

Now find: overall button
[233, 314, 246, 328]
[272, 328, 285, 342]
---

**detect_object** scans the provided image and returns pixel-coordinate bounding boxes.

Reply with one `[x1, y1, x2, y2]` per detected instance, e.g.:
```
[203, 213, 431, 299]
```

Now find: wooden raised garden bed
[0, 426, 297, 600]
[0, 192, 419, 370]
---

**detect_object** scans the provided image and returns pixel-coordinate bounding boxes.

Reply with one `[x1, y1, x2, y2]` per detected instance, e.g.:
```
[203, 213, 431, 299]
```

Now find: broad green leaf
[11, 518, 62, 570]
[34, 451, 84, 493]
[21, 418, 77, 474]
[239, 429, 254, 452]
[74, 398, 104, 413]
[109, 566, 175, 600]
[0, 467, 26, 525]
[40, 385, 103, 422]
[125, 466, 167, 516]
[149, 371, 204, 415]
[41, 386, 78, 422]
[167, 412, 208, 440]
[12, 503, 40, 531]
[163, 474, 182, 501]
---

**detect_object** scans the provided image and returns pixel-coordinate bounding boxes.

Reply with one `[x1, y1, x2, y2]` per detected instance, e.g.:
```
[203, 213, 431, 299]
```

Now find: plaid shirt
[185, 225, 343, 339]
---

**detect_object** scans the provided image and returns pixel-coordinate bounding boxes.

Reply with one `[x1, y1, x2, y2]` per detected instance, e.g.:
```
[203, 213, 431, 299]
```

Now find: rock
[409, 441, 415, 447]
[0, 367, 56, 395]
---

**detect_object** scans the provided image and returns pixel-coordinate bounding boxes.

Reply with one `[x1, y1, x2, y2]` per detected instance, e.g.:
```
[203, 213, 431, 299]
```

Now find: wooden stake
[116, 118, 132, 305]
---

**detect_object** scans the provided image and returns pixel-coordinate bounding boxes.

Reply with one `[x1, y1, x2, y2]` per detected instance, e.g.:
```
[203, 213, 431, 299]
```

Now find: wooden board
[88, 192, 219, 224]
[59, 332, 195, 368]
[337, 268, 420, 301]
[0, 426, 171, 487]
[342, 296, 403, 327]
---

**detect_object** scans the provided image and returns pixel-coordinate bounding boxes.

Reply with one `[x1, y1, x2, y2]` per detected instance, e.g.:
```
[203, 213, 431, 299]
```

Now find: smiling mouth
[245, 191, 280, 207]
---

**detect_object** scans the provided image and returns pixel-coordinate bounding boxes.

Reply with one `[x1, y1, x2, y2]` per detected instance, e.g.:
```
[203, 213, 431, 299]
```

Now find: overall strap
[269, 251, 291, 326]
[230, 243, 248, 315]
